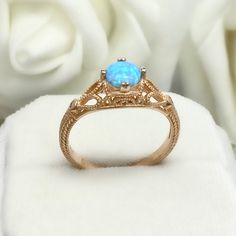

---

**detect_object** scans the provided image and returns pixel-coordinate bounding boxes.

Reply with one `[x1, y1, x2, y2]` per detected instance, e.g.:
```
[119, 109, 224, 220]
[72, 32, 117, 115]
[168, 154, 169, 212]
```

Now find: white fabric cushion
[0, 94, 236, 236]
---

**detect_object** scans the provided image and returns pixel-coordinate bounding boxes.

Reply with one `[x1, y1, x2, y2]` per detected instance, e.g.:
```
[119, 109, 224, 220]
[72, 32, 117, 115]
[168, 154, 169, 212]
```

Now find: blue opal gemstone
[106, 61, 141, 88]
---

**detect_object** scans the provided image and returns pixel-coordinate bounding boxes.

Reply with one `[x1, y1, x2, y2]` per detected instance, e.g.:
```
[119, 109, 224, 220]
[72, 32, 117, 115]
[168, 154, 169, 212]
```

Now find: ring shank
[59, 103, 180, 169]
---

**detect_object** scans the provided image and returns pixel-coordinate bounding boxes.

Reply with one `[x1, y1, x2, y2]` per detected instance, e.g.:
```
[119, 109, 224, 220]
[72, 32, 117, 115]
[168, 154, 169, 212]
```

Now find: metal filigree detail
[67, 77, 170, 118]
[59, 60, 180, 169]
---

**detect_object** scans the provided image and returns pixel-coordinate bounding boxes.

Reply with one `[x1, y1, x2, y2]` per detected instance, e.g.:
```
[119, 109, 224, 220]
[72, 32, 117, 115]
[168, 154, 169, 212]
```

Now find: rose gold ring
[59, 58, 180, 169]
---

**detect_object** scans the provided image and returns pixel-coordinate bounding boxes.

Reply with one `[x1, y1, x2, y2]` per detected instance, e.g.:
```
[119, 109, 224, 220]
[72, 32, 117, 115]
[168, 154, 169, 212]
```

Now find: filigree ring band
[59, 58, 180, 169]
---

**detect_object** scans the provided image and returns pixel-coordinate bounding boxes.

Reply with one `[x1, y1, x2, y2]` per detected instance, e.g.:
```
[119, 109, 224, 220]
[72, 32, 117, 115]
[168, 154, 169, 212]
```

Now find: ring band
[59, 58, 180, 169]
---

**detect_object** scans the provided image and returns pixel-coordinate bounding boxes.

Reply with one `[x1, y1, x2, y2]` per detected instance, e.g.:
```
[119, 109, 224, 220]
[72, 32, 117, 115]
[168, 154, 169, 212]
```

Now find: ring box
[0, 94, 236, 235]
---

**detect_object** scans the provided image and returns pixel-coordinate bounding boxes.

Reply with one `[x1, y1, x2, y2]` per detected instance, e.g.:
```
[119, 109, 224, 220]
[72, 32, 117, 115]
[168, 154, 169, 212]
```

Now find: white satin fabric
[177, 0, 236, 147]
[0, 0, 197, 118]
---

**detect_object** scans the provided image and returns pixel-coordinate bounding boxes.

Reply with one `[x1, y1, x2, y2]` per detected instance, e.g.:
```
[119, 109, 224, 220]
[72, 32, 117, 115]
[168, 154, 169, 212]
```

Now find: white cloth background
[177, 0, 236, 148]
[0, 0, 198, 118]
[0, 94, 236, 236]
[1, 0, 236, 157]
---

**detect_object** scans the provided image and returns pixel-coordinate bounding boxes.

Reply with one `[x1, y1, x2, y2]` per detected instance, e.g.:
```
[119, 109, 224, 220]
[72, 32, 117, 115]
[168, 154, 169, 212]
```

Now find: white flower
[178, 0, 236, 146]
[0, 0, 196, 118]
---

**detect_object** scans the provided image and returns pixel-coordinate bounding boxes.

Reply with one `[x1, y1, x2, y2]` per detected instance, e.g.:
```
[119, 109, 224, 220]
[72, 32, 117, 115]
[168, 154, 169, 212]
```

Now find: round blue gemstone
[106, 61, 141, 88]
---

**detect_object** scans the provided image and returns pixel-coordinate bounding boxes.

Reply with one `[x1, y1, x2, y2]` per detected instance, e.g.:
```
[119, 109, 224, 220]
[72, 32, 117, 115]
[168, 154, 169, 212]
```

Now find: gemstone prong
[120, 82, 130, 92]
[141, 67, 146, 79]
[100, 69, 106, 80]
[117, 57, 126, 62]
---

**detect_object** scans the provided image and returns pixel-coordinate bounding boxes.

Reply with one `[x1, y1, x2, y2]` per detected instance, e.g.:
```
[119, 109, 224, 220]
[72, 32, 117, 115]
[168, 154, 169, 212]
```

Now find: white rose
[178, 0, 236, 146]
[0, 0, 196, 118]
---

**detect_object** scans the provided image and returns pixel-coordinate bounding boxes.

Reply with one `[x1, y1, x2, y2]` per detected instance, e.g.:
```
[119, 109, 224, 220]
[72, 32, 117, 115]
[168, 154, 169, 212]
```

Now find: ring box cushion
[0, 94, 236, 236]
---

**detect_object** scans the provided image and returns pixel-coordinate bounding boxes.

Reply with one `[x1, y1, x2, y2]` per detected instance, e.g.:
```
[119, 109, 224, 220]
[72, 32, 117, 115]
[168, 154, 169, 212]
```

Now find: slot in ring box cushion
[0, 94, 236, 236]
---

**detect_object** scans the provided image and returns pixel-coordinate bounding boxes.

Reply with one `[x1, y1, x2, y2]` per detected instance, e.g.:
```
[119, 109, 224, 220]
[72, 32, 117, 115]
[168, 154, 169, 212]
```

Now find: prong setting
[117, 57, 126, 62]
[106, 60, 141, 88]
[120, 82, 130, 92]
[100, 69, 106, 80]
[141, 67, 146, 80]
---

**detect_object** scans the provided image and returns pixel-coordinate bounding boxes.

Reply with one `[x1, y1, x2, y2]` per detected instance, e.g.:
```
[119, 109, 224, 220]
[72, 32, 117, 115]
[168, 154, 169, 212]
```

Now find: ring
[59, 58, 180, 169]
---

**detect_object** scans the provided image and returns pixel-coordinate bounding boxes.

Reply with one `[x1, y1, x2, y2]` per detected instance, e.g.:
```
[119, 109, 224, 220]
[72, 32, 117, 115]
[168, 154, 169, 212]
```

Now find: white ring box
[0, 94, 236, 236]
